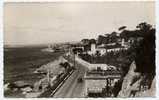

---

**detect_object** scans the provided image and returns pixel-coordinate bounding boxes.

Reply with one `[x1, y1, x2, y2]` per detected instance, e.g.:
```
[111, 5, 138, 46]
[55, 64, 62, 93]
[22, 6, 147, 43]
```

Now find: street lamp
[72, 48, 77, 68]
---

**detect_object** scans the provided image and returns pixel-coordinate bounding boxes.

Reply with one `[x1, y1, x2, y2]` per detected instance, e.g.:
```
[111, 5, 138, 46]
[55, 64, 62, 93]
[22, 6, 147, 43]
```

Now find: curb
[49, 70, 74, 97]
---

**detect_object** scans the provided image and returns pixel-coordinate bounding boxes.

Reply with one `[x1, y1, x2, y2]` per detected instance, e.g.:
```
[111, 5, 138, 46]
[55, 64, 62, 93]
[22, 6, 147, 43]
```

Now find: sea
[4, 46, 64, 97]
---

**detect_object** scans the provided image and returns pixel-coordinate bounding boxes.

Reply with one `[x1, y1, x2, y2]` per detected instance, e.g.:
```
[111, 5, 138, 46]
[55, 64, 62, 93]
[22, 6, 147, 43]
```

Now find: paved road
[53, 57, 88, 98]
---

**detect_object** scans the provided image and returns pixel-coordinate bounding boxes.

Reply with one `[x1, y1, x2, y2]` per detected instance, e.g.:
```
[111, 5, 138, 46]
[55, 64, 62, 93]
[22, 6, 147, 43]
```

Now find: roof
[89, 64, 117, 70]
[84, 70, 122, 80]
[106, 43, 116, 46]
[106, 44, 124, 49]
[86, 79, 106, 92]
[89, 39, 96, 44]
[97, 43, 124, 49]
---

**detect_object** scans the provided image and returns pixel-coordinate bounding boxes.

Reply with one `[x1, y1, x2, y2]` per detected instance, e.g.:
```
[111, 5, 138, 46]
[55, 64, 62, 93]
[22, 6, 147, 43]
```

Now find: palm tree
[118, 26, 127, 31]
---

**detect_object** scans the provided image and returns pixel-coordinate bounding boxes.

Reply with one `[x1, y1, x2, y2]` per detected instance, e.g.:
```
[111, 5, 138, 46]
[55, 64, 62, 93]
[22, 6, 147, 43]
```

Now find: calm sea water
[4, 46, 64, 85]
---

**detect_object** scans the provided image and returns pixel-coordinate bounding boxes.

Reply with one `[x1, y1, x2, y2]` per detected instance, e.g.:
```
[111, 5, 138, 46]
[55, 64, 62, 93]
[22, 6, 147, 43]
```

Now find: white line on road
[50, 70, 74, 97]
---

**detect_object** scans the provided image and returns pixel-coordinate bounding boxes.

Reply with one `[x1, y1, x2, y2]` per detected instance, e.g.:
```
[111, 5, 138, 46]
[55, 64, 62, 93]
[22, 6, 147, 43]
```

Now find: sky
[4, 2, 155, 45]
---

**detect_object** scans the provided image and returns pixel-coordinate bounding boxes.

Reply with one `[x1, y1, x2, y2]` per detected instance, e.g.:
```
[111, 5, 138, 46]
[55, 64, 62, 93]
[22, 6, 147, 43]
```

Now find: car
[72, 67, 76, 70]
[77, 77, 83, 83]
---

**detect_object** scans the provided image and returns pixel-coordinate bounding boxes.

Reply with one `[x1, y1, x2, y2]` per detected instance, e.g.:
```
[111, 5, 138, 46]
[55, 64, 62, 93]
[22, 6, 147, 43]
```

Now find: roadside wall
[75, 55, 116, 71]
[75, 55, 91, 69]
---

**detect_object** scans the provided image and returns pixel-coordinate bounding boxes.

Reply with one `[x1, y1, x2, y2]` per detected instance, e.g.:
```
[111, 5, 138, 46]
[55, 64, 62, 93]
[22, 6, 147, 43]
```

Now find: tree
[136, 22, 152, 32]
[59, 62, 70, 69]
[81, 39, 90, 45]
[95, 50, 101, 57]
[89, 38, 96, 44]
[118, 26, 127, 31]
[135, 28, 155, 75]
[110, 31, 118, 43]
[112, 80, 123, 97]
[97, 35, 108, 45]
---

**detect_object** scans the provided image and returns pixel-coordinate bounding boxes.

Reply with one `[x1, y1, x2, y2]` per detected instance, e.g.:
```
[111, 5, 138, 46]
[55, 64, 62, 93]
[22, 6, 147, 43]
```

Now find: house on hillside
[86, 42, 106, 56]
[87, 40, 126, 55]
[96, 47, 107, 56]
[105, 43, 128, 52]
[78, 32, 143, 56]
[86, 39, 96, 55]
[119, 30, 144, 47]
[71, 44, 84, 54]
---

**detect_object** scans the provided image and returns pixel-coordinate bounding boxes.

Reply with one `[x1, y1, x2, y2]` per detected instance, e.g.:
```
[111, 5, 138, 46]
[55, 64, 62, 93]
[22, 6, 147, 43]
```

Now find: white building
[106, 47, 128, 52]
[89, 64, 116, 71]
[88, 43, 106, 56]
[96, 48, 107, 55]
[90, 43, 96, 54]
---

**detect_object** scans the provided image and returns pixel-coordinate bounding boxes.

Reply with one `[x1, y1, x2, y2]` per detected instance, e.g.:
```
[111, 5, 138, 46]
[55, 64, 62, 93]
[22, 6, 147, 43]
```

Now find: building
[84, 69, 121, 97]
[88, 42, 106, 56]
[107, 47, 128, 52]
[71, 44, 84, 54]
[96, 47, 107, 55]
[88, 64, 116, 71]
[90, 43, 96, 54]
[87, 38, 129, 55]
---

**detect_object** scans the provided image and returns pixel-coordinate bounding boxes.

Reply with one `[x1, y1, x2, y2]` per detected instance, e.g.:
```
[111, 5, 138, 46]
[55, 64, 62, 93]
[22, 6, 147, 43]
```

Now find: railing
[86, 70, 122, 75]
[38, 67, 74, 97]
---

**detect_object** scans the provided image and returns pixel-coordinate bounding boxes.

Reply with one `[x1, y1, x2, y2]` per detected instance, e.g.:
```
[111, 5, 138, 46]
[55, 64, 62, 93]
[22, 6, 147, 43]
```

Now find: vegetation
[79, 22, 155, 97]
[80, 22, 155, 77]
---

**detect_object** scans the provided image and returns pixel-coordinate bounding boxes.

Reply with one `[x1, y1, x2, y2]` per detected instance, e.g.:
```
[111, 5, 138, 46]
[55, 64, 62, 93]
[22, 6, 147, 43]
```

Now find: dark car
[77, 77, 83, 83]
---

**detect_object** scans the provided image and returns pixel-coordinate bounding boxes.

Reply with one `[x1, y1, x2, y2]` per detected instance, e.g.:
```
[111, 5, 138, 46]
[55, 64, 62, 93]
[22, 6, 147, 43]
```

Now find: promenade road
[53, 56, 88, 98]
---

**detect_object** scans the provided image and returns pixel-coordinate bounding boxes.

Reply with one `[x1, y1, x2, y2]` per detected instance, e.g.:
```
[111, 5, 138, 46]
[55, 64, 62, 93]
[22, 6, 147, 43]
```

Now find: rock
[118, 61, 141, 97]
[25, 92, 42, 98]
[22, 91, 27, 94]
[4, 83, 10, 91]
[117, 61, 155, 97]
[33, 81, 41, 92]
[13, 88, 18, 91]
[136, 76, 156, 97]
[149, 76, 156, 96]
[13, 81, 30, 88]
[34, 69, 47, 74]
[21, 87, 32, 93]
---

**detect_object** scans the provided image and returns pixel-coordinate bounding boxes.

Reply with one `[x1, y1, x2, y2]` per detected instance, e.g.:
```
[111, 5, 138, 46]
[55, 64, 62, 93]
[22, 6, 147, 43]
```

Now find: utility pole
[74, 52, 76, 68]
[47, 69, 51, 88]
[73, 47, 76, 68]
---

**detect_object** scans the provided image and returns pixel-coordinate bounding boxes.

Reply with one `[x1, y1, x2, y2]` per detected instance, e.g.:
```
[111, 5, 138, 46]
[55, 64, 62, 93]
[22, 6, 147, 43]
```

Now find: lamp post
[72, 48, 77, 68]
[74, 52, 76, 68]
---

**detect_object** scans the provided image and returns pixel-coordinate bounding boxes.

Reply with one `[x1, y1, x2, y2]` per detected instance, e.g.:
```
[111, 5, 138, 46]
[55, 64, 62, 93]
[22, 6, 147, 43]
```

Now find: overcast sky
[4, 2, 155, 45]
